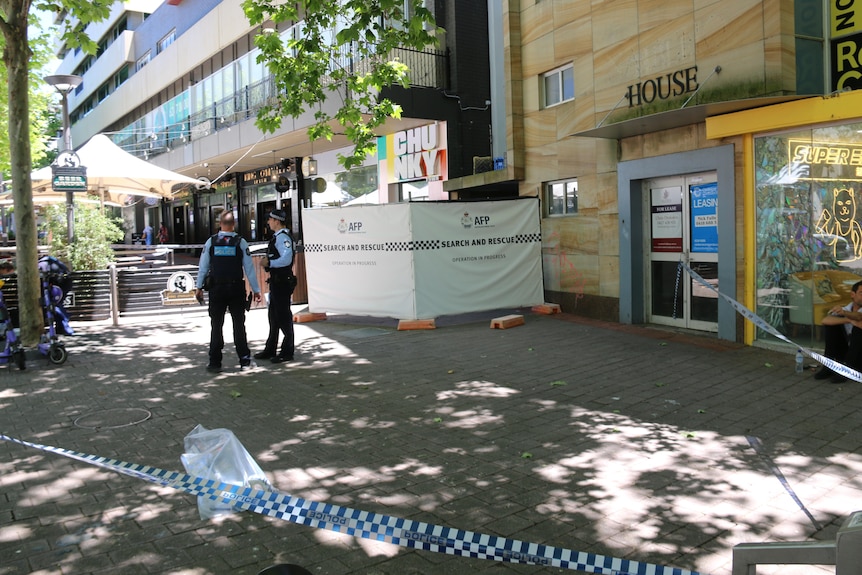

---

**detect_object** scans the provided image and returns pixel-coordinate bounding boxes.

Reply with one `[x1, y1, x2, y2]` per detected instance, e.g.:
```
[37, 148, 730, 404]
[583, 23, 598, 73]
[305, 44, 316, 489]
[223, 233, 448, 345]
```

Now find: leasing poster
[302, 199, 544, 319]
[690, 182, 718, 253]
[650, 186, 683, 252]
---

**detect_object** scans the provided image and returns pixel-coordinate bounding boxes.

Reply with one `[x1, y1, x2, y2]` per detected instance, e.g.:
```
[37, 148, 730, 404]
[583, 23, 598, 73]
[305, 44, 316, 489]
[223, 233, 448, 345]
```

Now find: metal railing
[114, 44, 448, 159]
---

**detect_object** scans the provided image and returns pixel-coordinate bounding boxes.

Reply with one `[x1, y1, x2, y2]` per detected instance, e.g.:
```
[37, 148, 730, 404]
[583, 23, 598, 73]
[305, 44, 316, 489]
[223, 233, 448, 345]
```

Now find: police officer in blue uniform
[195, 211, 261, 372]
[254, 209, 296, 363]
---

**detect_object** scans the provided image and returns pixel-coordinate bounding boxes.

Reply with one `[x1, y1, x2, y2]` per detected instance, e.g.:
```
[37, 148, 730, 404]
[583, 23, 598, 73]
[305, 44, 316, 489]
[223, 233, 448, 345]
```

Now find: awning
[31, 134, 203, 199]
[571, 96, 809, 140]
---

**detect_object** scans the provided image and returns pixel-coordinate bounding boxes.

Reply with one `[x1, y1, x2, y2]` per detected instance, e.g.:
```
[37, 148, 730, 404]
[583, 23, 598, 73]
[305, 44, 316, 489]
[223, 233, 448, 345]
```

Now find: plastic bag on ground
[181, 424, 271, 520]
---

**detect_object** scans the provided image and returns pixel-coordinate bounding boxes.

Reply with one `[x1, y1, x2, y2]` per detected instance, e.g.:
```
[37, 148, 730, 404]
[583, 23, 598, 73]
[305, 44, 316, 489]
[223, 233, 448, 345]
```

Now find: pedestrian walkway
[1, 308, 860, 575]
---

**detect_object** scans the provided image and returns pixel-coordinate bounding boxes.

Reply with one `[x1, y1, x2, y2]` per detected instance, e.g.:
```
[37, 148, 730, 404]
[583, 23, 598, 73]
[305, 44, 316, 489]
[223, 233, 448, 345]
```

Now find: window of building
[399, 180, 429, 201]
[96, 17, 127, 58]
[284, 22, 302, 58]
[794, 0, 824, 94]
[754, 122, 862, 344]
[380, 0, 412, 30]
[542, 64, 574, 108]
[545, 179, 578, 216]
[75, 56, 93, 77]
[136, 51, 151, 72]
[112, 17, 127, 41]
[157, 29, 176, 55]
[113, 65, 129, 89]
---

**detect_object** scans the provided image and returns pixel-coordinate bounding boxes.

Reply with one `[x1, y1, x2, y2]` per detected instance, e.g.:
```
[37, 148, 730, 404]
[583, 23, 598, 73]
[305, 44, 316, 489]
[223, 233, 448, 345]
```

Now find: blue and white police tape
[677, 261, 862, 383]
[0, 433, 708, 575]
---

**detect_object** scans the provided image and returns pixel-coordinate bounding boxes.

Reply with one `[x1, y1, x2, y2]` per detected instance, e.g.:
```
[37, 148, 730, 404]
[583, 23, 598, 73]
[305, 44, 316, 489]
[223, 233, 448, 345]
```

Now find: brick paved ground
[1, 307, 861, 575]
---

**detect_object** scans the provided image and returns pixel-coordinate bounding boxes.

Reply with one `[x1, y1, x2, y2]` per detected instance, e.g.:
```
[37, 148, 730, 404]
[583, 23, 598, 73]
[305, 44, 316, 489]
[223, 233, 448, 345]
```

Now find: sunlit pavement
[1, 307, 860, 575]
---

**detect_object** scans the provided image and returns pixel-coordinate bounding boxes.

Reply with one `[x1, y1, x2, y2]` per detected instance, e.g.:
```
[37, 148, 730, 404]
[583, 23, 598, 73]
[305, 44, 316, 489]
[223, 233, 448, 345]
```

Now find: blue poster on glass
[690, 182, 718, 253]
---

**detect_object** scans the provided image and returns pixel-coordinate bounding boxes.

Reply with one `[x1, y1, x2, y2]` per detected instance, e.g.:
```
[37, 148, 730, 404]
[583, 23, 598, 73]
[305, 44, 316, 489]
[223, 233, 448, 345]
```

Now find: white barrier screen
[302, 199, 543, 319]
[303, 203, 415, 318]
[411, 199, 543, 317]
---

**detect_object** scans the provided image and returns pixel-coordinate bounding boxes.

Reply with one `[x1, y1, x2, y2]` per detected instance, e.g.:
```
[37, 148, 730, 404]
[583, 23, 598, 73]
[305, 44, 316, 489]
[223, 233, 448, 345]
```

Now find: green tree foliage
[242, 0, 439, 169]
[335, 163, 377, 199]
[0, 13, 55, 175]
[42, 202, 123, 269]
[0, 0, 111, 345]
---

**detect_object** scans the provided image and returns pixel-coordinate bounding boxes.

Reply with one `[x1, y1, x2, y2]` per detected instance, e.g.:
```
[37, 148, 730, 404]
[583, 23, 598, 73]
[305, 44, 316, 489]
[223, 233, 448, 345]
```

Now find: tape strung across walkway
[678, 261, 862, 383]
[0, 433, 707, 575]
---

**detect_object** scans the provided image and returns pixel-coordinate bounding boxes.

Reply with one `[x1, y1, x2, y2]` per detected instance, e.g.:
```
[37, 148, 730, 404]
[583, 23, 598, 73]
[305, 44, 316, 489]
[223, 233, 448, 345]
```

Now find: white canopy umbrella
[0, 191, 123, 208]
[30, 134, 202, 199]
[344, 190, 382, 206]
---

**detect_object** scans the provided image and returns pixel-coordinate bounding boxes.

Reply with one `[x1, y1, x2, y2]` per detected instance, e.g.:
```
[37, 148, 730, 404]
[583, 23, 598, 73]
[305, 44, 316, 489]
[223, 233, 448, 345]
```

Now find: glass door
[646, 172, 719, 332]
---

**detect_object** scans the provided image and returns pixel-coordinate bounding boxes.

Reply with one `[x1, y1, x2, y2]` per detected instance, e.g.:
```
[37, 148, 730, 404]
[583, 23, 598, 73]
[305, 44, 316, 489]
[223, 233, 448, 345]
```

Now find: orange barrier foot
[490, 314, 525, 329]
[531, 303, 561, 315]
[397, 319, 436, 331]
[294, 312, 328, 323]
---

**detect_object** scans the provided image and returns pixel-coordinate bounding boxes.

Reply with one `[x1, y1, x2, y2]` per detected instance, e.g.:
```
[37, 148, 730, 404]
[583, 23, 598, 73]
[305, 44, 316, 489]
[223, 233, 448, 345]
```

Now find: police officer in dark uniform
[195, 211, 261, 372]
[253, 209, 296, 363]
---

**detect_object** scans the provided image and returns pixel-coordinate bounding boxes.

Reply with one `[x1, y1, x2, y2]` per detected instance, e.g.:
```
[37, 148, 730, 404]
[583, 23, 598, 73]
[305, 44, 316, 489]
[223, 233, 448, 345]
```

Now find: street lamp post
[44, 74, 83, 243]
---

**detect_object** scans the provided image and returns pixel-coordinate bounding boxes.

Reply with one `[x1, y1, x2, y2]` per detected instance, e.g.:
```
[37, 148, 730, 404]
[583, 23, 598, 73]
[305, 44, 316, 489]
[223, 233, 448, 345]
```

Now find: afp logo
[337, 218, 364, 233]
[460, 212, 491, 228]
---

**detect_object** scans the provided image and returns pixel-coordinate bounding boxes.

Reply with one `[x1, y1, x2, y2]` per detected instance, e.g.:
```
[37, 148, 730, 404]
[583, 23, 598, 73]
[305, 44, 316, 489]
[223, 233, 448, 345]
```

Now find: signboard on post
[51, 151, 87, 192]
[51, 166, 87, 192]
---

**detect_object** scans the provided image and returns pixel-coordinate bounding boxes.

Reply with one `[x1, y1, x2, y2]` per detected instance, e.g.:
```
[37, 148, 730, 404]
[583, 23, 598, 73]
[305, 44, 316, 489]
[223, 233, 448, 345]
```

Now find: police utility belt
[266, 266, 295, 285]
[203, 276, 244, 290]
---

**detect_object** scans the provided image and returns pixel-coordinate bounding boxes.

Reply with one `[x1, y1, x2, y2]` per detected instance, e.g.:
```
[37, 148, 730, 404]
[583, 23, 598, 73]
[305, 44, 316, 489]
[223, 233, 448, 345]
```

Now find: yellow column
[743, 133, 755, 345]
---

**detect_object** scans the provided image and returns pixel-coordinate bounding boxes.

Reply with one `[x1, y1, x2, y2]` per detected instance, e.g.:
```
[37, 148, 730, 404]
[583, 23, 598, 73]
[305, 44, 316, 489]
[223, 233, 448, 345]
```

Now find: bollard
[836, 510, 862, 573]
[731, 510, 862, 574]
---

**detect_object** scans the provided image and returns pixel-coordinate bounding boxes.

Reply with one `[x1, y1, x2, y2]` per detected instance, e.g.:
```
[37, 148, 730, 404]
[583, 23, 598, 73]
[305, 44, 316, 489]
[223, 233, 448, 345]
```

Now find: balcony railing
[113, 45, 448, 160]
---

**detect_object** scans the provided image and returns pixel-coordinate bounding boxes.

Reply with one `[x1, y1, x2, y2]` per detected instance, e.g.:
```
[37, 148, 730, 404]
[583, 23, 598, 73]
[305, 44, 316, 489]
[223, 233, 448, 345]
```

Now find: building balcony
[109, 44, 448, 163]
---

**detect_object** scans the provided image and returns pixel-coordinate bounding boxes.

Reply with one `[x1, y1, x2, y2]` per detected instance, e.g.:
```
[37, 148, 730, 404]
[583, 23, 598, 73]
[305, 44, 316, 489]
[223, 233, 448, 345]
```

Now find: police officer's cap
[268, 209, 287, 222]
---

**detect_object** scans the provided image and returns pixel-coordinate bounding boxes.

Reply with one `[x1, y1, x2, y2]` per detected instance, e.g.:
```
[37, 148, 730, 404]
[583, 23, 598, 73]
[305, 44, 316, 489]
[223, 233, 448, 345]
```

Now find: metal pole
[109, 264, 119, 326]
[59, 89, 75, 244]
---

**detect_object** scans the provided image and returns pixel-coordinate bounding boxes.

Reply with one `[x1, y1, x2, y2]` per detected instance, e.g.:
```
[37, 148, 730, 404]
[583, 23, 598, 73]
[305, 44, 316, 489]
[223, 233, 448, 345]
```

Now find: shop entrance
[257, 201, 277, 242]
[172, 205, 187, 245]
[645, 172, 719, 332]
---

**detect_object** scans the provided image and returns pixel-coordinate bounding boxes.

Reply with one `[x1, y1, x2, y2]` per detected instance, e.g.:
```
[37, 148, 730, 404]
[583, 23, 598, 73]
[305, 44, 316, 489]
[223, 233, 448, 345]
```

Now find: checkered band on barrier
[303, 243, 326, 253]
[516, 233, 542, 244]
[385, 241, 413, 252]
[411, 240, 440, 251]
[0, 434, 710, 575]
[303, 237, 543, 253]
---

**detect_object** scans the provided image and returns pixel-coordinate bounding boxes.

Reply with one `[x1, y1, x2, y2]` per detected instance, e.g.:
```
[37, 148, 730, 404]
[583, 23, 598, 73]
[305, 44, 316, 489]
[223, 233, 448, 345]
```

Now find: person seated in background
[816, 280, 862, 383]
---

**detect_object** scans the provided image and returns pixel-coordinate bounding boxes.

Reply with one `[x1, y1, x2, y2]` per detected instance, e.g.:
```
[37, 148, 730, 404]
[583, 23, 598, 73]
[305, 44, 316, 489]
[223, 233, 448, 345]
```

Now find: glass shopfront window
[755, 122, 862, 347]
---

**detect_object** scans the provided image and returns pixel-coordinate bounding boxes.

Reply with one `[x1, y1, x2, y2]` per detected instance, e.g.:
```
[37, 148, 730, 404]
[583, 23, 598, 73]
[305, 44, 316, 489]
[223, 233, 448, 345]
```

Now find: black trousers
[823, 323, 862, 371]
[208, 283, 250, 365]
[263, 280, 295, 358]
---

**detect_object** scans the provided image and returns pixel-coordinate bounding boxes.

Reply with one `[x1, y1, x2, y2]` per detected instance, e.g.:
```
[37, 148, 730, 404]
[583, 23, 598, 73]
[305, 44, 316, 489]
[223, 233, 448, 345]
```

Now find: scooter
[0, 279, 26, 370]
[36, 272, 69, 365]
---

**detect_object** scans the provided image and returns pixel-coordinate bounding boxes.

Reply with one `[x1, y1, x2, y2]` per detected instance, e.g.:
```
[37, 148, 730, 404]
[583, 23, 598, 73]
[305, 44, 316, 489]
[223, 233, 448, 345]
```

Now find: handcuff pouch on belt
[267, 266, 296, 288]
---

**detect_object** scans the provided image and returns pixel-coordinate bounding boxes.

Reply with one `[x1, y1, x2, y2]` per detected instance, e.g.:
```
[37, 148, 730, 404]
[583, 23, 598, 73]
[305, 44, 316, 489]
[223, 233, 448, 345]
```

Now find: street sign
[51, 165, 87, 192]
